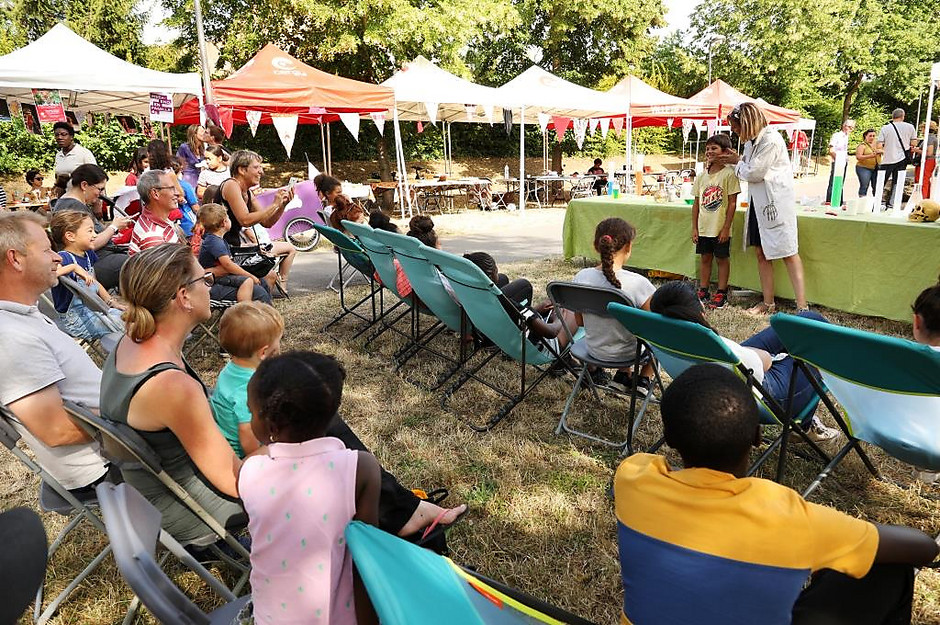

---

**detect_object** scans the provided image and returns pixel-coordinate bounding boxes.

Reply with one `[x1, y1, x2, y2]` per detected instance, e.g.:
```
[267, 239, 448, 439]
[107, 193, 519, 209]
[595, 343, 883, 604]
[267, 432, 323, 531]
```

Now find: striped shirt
[128, 208, 179, 255]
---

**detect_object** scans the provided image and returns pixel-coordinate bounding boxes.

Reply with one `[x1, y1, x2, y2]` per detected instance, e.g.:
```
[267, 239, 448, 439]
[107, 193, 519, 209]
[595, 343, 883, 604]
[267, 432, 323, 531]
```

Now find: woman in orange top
[854, 129, 882, 198]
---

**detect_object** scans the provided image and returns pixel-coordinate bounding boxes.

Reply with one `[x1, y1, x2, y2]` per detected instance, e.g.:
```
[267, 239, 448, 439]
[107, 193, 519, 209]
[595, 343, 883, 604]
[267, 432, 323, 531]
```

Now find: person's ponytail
[122, 303, 157, 343]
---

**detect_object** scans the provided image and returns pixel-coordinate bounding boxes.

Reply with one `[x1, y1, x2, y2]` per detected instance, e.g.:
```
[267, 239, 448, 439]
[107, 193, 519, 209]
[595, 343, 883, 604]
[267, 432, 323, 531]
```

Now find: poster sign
[116, 115, 138, 133]
[31, 89, 66, 123]
[21, 103, 41, 134]
[149, 92, 174, 123]
[65, 110, 79, 130]
[0, 99, 10, 122]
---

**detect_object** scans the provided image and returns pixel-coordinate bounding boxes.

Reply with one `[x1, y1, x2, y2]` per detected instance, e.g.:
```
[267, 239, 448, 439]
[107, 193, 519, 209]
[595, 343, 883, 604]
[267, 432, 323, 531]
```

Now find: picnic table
[526, 175, 598, 208]
[409, 178, 491, 213]
[563, 195, 940, 322]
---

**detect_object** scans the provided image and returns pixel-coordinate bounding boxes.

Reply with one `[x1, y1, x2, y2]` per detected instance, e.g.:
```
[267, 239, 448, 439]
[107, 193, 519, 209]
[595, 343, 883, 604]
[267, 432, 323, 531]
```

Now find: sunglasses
[182, 272, 214, 289]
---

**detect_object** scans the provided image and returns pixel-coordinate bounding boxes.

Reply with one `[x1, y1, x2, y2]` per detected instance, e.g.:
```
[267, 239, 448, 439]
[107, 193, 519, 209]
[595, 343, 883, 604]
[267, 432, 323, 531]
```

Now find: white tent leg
[519, 105, 525, 211]
[918, 78, 935, 198]
[447, 122, 453, 176]
[320, 123, 327, 174]
[326, 123, 332, 176]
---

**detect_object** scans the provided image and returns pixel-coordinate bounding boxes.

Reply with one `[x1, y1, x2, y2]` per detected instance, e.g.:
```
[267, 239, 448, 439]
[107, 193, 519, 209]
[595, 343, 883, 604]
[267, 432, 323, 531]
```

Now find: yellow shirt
[692, 165, 741, 237]
[857, 143, 881, 170]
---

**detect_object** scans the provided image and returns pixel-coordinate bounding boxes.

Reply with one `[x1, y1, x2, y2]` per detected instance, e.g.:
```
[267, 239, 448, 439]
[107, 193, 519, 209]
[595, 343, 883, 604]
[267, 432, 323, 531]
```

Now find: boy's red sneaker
[696, 287, 710, 304]
[708, 290, 728, 309]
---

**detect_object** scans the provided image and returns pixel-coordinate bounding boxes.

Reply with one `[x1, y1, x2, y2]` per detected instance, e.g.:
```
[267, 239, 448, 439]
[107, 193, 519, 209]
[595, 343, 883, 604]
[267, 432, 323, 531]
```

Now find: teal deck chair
[770, 313, 940, 497]
[346, 521, 595, 625]
[421, 246, 577, 431]
[607, 304, 830, 479]
[312, 223, 380, 334]
[369, 229, 474, 383]
[343, 220, 438, 358]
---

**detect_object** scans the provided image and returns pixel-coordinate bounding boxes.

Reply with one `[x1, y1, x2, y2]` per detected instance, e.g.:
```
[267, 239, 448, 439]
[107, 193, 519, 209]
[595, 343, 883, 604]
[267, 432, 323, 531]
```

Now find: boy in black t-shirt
[197, 203, 272, 304]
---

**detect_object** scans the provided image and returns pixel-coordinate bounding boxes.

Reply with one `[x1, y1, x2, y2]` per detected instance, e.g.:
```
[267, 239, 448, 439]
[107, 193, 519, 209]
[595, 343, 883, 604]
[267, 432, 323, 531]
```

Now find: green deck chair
[421, 246, 577, 431]
[346, 521, 595, 625]
[312, 223, 381, 334]
[607, 304, 830, 479]
[770, 313, 940, 497]
[369, 228, 474, 384]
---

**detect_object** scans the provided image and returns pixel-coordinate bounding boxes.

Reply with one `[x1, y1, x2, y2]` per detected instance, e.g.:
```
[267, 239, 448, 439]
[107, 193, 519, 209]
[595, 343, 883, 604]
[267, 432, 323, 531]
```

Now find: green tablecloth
[563, 196, 940, 322]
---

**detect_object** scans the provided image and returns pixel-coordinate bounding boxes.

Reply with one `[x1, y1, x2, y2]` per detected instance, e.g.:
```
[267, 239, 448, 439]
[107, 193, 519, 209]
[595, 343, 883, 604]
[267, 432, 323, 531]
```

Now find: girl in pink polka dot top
[238, 351, 381, 624]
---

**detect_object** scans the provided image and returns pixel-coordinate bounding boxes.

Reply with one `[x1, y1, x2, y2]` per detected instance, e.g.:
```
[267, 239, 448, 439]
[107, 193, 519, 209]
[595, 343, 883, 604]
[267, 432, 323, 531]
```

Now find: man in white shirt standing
[877, 108, 917, 209]
[52, 121, 97, 179]
[826, 119, 854, 206]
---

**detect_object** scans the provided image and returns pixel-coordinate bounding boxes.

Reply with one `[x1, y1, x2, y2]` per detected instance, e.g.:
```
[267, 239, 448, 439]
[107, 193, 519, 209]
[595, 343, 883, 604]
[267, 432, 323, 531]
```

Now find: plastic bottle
[504, 165, 510, 180]
[607, 180, 614, 196]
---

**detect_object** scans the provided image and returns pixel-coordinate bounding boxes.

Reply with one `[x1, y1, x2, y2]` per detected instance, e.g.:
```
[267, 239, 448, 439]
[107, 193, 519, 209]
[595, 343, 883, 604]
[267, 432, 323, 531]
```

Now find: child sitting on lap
[197, 203, 273, 303]
[692, 134, 740, 309]
[614, 364, 937, 625]
[572, 217, 656, 395]
[238, 351, 380, 625]
[210, 302, 283, 458]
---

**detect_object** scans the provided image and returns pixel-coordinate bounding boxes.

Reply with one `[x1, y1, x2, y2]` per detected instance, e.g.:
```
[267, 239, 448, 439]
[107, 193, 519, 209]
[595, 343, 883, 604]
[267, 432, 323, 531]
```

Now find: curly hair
[247, 351, 347, 443]
[593, 217, 636, 289]
[407, 215, 437, 248]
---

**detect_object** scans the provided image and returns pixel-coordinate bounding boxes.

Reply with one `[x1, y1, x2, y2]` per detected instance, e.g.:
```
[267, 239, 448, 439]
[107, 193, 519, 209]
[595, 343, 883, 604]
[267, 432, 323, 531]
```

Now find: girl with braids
[572, 217, 656, 395]
[100, 243, 248, 544]
[238, 351, 380, 625]
[649, 281, 839, 442]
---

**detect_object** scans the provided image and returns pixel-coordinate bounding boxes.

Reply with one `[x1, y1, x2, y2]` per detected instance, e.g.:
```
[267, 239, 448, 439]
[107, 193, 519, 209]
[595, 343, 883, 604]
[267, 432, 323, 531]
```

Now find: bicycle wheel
[285, 217, 321, 252]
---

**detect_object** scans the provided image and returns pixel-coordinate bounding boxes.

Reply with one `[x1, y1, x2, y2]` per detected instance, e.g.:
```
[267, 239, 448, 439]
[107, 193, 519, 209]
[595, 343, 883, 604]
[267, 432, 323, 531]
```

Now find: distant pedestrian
[877, 109, 916, 209]
[826, 119, 854, 205]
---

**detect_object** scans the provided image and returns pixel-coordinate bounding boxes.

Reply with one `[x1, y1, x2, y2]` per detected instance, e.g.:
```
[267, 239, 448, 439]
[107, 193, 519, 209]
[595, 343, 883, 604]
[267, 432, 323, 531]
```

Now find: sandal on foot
[745, 301, 776, 316]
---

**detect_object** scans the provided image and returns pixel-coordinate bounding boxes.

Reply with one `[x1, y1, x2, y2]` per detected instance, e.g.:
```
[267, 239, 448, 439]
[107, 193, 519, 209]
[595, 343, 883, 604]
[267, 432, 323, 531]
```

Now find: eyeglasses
[91, 184, 106, 193]
[182, 272, 214, 289]
[153, 186, 176, 192]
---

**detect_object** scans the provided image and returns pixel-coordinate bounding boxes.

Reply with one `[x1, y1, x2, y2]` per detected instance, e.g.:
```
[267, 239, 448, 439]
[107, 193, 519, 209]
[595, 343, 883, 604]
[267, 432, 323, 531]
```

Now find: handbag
[230, 245, 276, 279]
[890, 121, 913, 166]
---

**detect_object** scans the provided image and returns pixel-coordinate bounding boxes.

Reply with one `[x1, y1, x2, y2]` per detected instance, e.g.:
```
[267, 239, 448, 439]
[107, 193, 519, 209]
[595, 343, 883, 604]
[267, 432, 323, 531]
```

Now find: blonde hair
[734, 102, 768, 142]
[49, 210, 93, 251]
[228, 149, 262, 178]
[0, 212, 47, 263]
[198, 202, 227, 232]
[219, 302, 284, 358]
[119, 243, 196, 342]
[186, 125, 205, 159]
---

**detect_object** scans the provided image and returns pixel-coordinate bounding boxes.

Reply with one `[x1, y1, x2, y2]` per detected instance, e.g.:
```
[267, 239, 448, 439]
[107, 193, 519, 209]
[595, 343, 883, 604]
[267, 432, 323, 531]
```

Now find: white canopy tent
[0, 24, 203, 116]
[494, 66, 626, 198]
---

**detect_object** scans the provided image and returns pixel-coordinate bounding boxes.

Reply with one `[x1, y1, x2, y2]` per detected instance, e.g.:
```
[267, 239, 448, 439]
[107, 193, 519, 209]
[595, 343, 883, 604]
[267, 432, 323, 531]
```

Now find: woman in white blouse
[718, 103, 807, 315]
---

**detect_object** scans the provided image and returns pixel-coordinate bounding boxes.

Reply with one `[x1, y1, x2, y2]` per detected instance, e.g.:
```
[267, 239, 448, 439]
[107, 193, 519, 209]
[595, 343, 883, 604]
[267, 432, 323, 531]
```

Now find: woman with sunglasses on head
[52, 164, 133, 290]
[100, 243, 247, 544]
[718, 103, 807, 315]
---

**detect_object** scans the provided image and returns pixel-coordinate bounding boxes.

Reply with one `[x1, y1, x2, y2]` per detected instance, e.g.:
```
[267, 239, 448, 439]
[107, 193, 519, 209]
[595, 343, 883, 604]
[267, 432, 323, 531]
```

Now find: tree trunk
[551, 143, 562, 173]
[842, 72, 863, 124]
[377, 134, 392, 181]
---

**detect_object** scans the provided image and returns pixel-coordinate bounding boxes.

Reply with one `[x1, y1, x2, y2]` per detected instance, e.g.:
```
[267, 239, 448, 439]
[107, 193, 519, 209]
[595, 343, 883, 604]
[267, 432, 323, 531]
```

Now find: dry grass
[4, 256, 940, 624]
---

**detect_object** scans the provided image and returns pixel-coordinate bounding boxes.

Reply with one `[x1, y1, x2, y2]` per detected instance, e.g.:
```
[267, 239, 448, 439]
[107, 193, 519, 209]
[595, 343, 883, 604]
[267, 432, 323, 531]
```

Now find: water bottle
[607, 180, 614, 196]
[504, 165, 510, 180]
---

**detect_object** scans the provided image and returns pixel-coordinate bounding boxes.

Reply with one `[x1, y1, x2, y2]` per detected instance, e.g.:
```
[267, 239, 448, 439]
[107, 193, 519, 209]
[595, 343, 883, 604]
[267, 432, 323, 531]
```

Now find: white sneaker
[914, 468, 939, 484]
[791, 419, 841, 443]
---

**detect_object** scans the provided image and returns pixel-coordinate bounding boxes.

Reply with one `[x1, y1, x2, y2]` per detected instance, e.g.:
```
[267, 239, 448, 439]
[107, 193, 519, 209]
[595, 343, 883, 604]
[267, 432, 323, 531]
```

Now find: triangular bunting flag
[483, 106, 494, 126]
[369, 112, 385, 136]
[682, 119, 693, 142]
[245, 110, 262, 137]
[666, 117, 674, 128]
[573, 118, 588, 149]
[599, 117, 610, 139]
[589, 118, 599, 136]
[552, 116, 571, 143]
[417, 120, 424, 133]
[337, 112, 361, 142]
[270, 114, 298, 157]
[308, 161, 320, 180]
[706, 119, 718, 136]
[537, 112, 550, 134]
[611, 117, 624, 136]
[220, 108, 234, 138]
[502, 109, 512, 135]
[424, 102, 438, 125]
[464, 104, 475, 122]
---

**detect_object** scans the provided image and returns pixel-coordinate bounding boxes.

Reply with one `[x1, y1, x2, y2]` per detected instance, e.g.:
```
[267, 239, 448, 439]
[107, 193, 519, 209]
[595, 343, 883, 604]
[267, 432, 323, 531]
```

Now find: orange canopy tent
[174, 44, 394, 126]
[606, 75, 711, 128]
[687, 79, 799, 124]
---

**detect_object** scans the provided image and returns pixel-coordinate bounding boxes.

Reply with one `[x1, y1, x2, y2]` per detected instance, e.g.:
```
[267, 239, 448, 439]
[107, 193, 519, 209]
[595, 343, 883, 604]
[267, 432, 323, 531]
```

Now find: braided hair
[247, 351, 347, 444]
[593, 217, 636, 289]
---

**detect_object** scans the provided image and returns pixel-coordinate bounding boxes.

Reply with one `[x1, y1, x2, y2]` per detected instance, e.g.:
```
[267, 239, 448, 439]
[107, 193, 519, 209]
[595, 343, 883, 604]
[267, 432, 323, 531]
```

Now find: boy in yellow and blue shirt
[614, 364, 937, 625]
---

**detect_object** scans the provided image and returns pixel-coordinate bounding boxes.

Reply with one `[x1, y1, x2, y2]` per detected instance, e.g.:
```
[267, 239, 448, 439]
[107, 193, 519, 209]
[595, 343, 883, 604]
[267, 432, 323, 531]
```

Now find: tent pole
[519, 105, 525, 211]
[193, 0, 213, 106]
[919, 76, 935, 200]
[393, 105, 411, 218]
[320, 122, 327, 174]
[447, 122, 453, 176]
[326, 123, 332, 176]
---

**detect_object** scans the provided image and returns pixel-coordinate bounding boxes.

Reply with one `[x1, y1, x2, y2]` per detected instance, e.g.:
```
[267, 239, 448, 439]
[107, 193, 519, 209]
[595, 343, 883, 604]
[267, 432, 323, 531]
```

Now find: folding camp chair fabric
[421, 246, 555, 367]
[312, 223, 380, 331]
[95, 482, 249, 625]
[313, 223, 375, 279]
[0, 403, 112, 625]
[770, 313, 940, 471]
[369, 228, 465, 333]
[343, 220, 409, 301]
[346, 521, 593, 625]
[0, 508, 47, 625]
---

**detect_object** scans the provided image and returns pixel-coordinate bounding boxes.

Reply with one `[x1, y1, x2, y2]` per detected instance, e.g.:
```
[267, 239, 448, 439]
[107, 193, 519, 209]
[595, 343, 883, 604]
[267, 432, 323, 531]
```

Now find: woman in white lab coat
[719, 102, 807, 314]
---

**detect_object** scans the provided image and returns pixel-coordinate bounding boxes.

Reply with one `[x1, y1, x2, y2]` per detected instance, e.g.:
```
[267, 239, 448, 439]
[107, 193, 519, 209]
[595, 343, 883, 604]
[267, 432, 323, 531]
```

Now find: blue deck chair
[770, 313, 940, 497]
[606, 304, 829, 479]
[421, 246, 578, 431]
[312, 223, 381, 334]
[346, 521, 595, 625]
[369, 228, 474, 381]
[343, 220, 432, 355]
[546, 281, 660, 451]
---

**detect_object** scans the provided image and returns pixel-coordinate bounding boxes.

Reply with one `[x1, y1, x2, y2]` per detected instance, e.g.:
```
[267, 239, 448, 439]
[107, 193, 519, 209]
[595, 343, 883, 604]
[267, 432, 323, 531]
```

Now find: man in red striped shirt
[128, 170, 183, 255]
